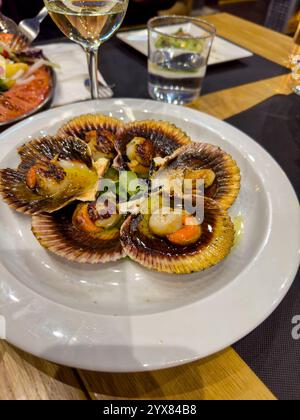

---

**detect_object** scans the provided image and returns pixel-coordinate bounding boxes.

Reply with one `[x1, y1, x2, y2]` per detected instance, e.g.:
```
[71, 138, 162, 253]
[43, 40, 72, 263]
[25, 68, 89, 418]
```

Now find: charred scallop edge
[17, 135, 94, 168]
[57, 114, 124, 141]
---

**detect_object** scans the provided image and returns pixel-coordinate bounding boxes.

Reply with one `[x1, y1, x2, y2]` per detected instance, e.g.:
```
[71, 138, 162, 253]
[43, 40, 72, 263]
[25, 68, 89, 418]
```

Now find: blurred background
[1, 0, 299, 40]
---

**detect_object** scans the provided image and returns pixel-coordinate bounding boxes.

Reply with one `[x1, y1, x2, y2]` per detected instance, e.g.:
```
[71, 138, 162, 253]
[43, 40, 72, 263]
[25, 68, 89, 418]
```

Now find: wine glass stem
[86, 47, 99, 100]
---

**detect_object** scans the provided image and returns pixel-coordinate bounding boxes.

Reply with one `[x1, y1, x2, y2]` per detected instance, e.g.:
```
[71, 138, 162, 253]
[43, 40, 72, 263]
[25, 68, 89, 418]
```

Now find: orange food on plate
[0, 67, 51, 123]
[0, 34, 52, 124]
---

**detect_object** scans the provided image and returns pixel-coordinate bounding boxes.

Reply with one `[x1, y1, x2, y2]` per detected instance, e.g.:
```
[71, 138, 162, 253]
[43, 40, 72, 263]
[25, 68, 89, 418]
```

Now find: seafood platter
[0, 113, 241, 274]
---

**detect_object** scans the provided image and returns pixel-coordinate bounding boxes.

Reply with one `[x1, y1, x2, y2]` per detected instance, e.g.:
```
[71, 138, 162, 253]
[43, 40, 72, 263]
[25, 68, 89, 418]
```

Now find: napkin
[41, 42, 112, 107]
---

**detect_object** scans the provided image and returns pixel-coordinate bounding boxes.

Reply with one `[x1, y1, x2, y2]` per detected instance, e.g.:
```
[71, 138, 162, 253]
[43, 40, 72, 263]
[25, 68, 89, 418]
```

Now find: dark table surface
[228, 94, 300, 400]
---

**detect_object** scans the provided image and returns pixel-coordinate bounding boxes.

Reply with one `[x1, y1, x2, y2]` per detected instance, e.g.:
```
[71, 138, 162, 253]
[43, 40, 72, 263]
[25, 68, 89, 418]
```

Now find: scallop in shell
[0, 136, 105, 215]
[114, 120, 191, 177]
[120, 194, 234, 274]
[32, 199, 126, 264]
[152, 142, 241, 210]
[58, 114, 123, 161]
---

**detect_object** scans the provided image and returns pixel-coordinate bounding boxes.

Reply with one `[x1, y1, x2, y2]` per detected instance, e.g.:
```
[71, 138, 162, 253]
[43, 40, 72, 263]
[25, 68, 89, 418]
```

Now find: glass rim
[147, 15, 216, 40]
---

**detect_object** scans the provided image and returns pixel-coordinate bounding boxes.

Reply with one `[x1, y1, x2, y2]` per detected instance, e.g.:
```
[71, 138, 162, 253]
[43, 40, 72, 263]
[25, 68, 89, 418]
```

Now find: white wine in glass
[44, 0, 128, 98]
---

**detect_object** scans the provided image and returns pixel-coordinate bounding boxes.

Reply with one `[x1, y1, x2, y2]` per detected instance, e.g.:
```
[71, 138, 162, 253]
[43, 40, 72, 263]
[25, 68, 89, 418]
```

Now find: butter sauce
[233, 215, 244, 247]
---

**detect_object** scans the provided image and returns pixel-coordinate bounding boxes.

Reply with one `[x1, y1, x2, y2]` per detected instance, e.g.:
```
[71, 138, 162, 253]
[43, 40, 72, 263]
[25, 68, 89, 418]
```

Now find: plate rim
[0, 98, 299, 372]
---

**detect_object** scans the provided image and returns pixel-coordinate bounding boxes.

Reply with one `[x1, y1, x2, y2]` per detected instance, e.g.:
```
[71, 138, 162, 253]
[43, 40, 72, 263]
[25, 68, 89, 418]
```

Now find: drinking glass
[148, 16, 216, 104]
[44, 0, 129, 99]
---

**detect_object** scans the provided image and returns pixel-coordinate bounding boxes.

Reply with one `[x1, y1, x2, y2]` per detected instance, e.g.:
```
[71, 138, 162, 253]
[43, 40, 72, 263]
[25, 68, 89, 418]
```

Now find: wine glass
[43, 0, 129, 99]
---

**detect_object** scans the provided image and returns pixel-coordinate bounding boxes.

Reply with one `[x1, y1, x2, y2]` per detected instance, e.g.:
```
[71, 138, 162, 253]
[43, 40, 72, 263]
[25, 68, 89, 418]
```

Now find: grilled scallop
[120, 194, 234, 274]
[152, 142, 241, 210]
[58, 114, 124, 161]
[0, 136, 104, 215]
[114, 120, 191, 177]
[32, 198, 126, 264]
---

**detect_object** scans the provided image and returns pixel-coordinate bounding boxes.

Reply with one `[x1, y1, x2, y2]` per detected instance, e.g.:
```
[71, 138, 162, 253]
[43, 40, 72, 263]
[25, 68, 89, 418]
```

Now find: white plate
[0, 99, 299, 372]
[117, 28, 253, 65]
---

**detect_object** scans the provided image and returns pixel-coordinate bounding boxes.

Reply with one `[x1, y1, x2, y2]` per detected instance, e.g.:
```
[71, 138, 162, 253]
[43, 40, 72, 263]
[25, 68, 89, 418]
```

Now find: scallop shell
[120, 196, 234, 274]
[153, 142, 241, 210]
[58, 114, 123, 160]
[0, 136, 101, 215]
[32, 204, 125, 264]
[114, 120, 192, 172]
